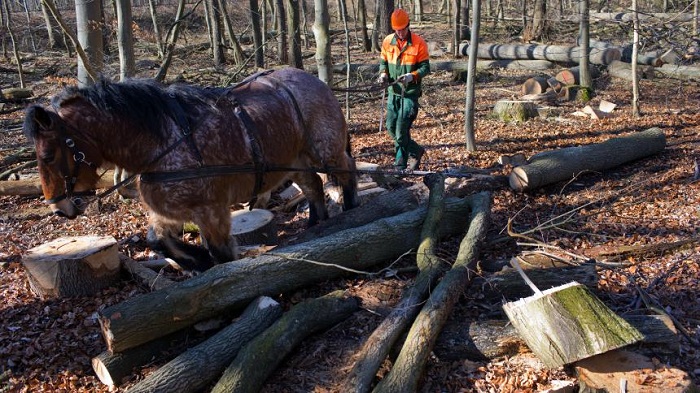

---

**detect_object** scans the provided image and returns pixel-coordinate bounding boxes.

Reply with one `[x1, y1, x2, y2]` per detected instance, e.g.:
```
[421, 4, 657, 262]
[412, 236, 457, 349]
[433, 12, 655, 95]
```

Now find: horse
[23, 68, 359, 271]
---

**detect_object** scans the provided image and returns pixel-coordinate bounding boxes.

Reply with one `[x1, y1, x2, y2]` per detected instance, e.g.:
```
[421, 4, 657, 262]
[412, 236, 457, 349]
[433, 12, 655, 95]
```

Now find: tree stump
[22, 235, 121, 298]
[502, 282, 643, 368]
[492, 100, 538, 122]
[229, 209, 277, 246]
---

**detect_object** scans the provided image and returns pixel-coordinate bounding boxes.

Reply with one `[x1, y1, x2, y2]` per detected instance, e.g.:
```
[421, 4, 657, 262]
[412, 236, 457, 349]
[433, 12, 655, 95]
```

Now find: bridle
[44, 124, 98, 208]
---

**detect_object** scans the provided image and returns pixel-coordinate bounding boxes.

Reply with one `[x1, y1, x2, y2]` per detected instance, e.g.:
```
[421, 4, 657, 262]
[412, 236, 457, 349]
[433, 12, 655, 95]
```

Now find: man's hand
[397, 73, 414, 85]
[376, 73, 389, 86]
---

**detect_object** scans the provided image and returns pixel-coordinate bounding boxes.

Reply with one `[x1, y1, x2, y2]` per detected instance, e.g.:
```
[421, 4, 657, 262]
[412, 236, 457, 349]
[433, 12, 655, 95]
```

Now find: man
[377, 8, 430, 171]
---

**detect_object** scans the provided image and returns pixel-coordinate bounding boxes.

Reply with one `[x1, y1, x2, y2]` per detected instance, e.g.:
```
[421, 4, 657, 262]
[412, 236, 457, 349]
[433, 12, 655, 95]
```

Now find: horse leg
[292, 172, 327, 227]
[147, 213, 215, 271]
[194, 207, 238, 263]
[337, 152, 359, 211]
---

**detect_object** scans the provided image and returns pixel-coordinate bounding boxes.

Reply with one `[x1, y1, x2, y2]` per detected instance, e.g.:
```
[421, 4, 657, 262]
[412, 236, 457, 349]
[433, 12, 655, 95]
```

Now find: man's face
[394, 26, 409, 40]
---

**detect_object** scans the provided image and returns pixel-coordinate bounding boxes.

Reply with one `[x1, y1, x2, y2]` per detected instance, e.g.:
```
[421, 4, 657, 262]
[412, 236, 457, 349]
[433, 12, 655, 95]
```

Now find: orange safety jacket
[379, 31, 430, 98]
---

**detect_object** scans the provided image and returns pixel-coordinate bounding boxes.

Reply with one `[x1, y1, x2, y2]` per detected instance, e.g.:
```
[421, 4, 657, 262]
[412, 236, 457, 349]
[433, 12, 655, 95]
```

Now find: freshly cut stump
[230, 209, 278, 246]
[503, 282, 643, 368]
[22, 235, 120, 298]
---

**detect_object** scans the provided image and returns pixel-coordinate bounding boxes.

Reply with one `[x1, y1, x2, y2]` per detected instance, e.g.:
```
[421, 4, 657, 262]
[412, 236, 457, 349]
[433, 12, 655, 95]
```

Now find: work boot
[407, 147, 425, 171]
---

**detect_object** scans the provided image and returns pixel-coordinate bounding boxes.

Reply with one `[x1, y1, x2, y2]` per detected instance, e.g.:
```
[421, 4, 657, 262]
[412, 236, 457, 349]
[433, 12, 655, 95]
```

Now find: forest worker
[376, 8, 430, 171]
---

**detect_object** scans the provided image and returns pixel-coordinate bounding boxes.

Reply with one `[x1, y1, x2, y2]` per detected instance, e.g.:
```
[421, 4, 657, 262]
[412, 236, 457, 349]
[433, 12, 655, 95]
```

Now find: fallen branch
[373, 191, 491, 393]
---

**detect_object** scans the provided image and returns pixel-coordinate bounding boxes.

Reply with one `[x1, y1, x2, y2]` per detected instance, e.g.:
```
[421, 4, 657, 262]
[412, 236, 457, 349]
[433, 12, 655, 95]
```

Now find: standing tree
[465, 0, 481, 151]
[40, 1, 57, 49]
[2, 0, 24, 87]
[217, 0, 245, 65]
[452, 0, 461, 56]
[313, 0, 332, 83]
[75, 0, 104, 87]
[379, 0, 394, 37]
[148, 0, 164, 58]
[578, 0, 592, 100]
[357, 0, 371, 51]
[631, 0, 640, 116]
[460, 0, 470, 40]
[286, 0, 303, 68]
[116, 0, 135, 80]
[524, 0, 546, 42]
[250, 0, 264, 68]
[414, 0, 423, 23]
[276, 0, 288, 63]
[206, 0, 225, 67]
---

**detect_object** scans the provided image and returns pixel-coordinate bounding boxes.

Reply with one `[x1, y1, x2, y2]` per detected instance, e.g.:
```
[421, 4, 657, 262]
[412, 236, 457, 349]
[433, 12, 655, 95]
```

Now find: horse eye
[41, 153, 56, 164]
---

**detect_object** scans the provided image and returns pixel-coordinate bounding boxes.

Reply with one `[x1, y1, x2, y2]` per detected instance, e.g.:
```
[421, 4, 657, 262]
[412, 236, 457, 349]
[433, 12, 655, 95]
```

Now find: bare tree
[116, 0, 135, 80]
[578, 0, 593, 99]
[206, 0, 225, 67]
[286, 0, 303, 68]
[2, 0, 24, 87]
[155, 0, 203, 81]
[75, 0, 104, 86]
[217, 0, 245, 65]
[524, 0, 546, 42]
[357, 0, 371, 51]
[465, 0, 481, 151]
[631, 0, 640, 116]
[452, 0, 461, 56]
[276, 0, 288, 63]
[313, 0, 332, 83]
[147, 0, 164, 58]
[20, 0, 37, 53]
[250, 0, 264, 68]
[379, 0, 394, 37]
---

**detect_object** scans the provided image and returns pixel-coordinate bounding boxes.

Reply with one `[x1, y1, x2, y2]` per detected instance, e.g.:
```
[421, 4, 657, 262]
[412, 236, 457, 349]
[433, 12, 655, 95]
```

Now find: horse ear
[23, 105, 58, 140]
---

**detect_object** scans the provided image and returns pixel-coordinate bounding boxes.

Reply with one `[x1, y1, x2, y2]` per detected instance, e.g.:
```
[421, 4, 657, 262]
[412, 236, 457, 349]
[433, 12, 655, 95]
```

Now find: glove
[397, 73, 414, 85]
[376, 73, 389, 85]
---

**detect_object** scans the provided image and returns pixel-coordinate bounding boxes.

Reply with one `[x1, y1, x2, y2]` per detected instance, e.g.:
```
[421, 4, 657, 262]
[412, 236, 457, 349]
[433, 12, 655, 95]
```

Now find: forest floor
[1, 12, 700, 393]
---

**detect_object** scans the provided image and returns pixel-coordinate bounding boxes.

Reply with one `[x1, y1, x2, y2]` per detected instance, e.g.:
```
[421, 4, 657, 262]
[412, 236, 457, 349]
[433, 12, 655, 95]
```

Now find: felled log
[520, 76, 549, 95]
[126, 297, 282, 393]
[343, 174, 448, 393]
[120, 254, 174, 291]
[503, 282, 643, 368]
[229, 209, 277, 246]
[492, 100, 538, 122]
[573, 12, 696, 23]
[435, 313, 679, 362]
[579, 39, 664, 66]
[289, 187, 419, 245]
[555, 65, 601, 86]
[373, 192, 491, 393]
[0, 170, 116, 196]
[655, 63, 700, 81]
[459, 43, 621, 65]
[509, 127, 666, 192]
[22, 235, 121, 298]
[210, 291, 358, 393]
[1, 87, 32, 100]
[576, 349, 699, 393]
[607, 60, 655, 81]
[98, 196, 476, 353]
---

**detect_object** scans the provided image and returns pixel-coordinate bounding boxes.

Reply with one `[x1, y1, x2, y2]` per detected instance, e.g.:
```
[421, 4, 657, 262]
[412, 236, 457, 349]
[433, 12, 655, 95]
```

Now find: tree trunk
[2, 0, 24, 88]
[75, 0, 103, 87]
[22, 236, 121, 299]
[520, 76, 549, 95]
[126, 297, 283, 393]
[451, 0, 461, 56]
[378, 0, 393, 37]
[607, 59, 654, 81]
[154, 0, 193, 82]
[524, 0, 546, 42]
[98, 196, 476, 353]
[578, 0, 592, 94]
[460, 43, 621, 65]
[343, 175, 448, 393]
[373, 192, 491, 393]
[40, 1, 57, 49]
[250, 0, 264, 68]
[206, 0, 224, 67]
[313, 0, 332, 83]
[357, 0, 371, 51]
[147, 0, 164, 58]
[211, 291, 358, 393]
[116, 0, 135, 80]
[572, 11, 696, 22]
[286, 0, 303, 68]
[217, 0, 244, 65]
[509, 127, 666, 192]
[464, 0, 481, 152]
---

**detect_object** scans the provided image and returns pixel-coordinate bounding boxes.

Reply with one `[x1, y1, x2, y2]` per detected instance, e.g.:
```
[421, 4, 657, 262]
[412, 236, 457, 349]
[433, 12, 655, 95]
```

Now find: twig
[635, 285, 700, 347]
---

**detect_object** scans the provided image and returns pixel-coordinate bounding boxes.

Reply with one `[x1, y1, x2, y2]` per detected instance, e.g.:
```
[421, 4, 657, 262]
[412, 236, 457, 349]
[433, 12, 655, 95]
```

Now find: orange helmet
[391, 9, 410, 30]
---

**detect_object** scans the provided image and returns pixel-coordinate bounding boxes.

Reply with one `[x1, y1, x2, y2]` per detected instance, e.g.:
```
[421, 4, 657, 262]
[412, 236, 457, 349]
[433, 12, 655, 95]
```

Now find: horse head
[23, 104, 102, 218]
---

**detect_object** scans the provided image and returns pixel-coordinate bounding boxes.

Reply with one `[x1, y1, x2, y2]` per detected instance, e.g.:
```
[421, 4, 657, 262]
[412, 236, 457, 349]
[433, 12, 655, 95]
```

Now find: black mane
[51, 78, 228, 140]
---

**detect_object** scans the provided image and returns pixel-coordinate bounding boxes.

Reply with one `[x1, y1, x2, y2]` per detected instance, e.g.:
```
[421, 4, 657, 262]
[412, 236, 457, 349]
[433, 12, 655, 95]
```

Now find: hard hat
[391, 9, 410, 30]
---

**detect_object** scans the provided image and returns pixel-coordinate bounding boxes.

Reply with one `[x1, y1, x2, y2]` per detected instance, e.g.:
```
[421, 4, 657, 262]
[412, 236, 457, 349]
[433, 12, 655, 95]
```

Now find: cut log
[459, 43, 621, 65]
[210, 291, 358, 393]
[1, 87, 33, 100]
[576, 349, 699, 393]
[0, 170, 116, 196]
[656, 63, 700, 81]
[573, 12, 697, 23]
[434, 314, 679, 362]
[22, 236, 121, 298]
[555, 66, 601, 86]
[120, 254, 174, 291]
[229, 209, 277, 246]
[509, 127, 666, 192]
[502, 282, 644, 368]
[98, 196, 476, 353]
[373, 192, 491, 393]
[492, 100, 538, 122]
[521, 76, 550, 95]
[607, 60, 655, 81]
[126, 296, 283, 393]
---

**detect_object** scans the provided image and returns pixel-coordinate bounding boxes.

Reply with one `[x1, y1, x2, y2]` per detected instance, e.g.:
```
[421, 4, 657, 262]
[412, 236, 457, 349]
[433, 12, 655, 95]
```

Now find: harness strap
[164, 92, 204, 166]
[230, 96, 266, 208]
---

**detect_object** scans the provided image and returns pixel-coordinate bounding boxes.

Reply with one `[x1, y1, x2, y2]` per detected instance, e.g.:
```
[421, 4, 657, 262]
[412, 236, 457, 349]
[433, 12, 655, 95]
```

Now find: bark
[126, 297, 283, 393]
[356, 0, 370, 52]
[656, 63, 700, 81]
[464, 0, 481, 152]
[343, 175, 449, 393]
[116, 0, 135, 80]
[503, 282, 643, 368]
[459, 43, 621, 65]
[492, 100, 538, 122]
[313, 0, 332, 83]
[75, 0, 103, 86]
[22, 236, 120, 298]
[206, 0, 224, 67]
[3, 0, 24, 88]
[373, 192, 491, 393]
[276, 0, 288, 63]
[509, 127, 666, 192]
[120, 254, 174, 291]
[578, 0, 592, 90]
[435, 314, 680, 362]
[608, 59, 654, 82]
[98, 197, 476, 353]
[286, 0, 303, 68]
[217, 0, 243, 64]
[523, 0, 546, 42]
[211, 291, 358, 393]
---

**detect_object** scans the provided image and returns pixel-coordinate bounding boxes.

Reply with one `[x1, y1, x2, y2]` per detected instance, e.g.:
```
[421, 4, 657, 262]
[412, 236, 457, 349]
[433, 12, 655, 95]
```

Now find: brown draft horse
[23, 68, 359, 271]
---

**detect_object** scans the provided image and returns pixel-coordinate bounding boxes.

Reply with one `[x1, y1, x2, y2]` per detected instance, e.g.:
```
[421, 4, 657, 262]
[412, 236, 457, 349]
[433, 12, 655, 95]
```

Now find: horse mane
[51, 78, 227, 141]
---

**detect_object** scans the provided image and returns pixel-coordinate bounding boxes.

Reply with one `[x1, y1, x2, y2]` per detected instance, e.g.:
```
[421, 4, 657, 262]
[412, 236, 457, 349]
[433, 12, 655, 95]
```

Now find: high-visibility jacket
[379, 31, 430, 98]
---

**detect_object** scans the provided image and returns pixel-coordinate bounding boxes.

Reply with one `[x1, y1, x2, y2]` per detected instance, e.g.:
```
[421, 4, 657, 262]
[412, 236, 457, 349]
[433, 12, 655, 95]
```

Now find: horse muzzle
[47, 194, 90, 219]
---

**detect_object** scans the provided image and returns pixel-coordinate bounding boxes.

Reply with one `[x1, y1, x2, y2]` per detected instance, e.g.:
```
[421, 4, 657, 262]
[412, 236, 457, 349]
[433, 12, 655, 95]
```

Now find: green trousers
[385, 93, 422, 169]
